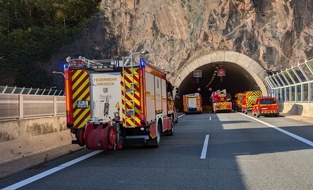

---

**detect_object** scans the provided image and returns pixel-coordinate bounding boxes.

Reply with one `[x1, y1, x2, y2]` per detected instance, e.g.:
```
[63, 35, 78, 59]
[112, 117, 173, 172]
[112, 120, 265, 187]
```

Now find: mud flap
[163, 117, 174, 136]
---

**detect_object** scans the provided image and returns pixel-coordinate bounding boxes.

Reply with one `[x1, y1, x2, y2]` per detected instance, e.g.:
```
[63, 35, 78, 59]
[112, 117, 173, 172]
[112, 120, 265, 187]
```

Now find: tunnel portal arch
[169, 51, 268, 96]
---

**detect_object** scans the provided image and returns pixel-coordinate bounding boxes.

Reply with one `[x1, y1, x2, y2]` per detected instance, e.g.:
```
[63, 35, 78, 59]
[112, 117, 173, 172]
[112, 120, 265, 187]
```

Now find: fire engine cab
[63, 54, 176, 150]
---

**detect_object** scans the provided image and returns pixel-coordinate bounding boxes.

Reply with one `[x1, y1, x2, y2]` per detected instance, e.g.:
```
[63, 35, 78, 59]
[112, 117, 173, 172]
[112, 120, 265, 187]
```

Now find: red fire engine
[211, 89, 232, 113]
[182, 93, 203, 114]
[64, 55, 176, 150]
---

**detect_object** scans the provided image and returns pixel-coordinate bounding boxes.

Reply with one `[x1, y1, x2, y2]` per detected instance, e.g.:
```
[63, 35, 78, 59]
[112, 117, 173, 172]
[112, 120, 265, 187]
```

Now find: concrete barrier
[279, 102, 313, 117]
[0, 116, 74, 164]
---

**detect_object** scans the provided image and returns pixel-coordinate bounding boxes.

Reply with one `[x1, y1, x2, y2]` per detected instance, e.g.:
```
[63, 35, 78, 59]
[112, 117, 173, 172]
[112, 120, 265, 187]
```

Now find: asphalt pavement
[1, 113, 313, 180]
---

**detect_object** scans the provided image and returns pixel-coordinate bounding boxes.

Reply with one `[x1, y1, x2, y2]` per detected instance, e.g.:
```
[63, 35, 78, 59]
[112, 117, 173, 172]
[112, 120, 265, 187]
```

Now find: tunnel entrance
[178, 62, 260, 109]
[168, 51, 268, 112]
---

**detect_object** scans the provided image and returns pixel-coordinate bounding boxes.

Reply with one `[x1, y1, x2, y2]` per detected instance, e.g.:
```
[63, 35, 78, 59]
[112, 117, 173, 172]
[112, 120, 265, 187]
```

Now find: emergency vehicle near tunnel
[252, 96, 279, 117]
[233, 92, 243, 111]
[64, 55, 176, 150]
[211, 89, 232, 113]
[182, 93, 203, 114]
[241, 90, 262, 114]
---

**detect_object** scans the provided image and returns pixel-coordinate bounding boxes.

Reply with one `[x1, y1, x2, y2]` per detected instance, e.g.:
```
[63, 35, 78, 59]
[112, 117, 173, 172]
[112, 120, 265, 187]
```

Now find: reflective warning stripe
[215, 102, 232, 110]
[243, 91, 262, 109]
[261, 110, 277, 114]
[71, 70, 91, 129]
[183, 94, 201, 112]
[121, 68, 141, 127]
[197, 95, 202, 111]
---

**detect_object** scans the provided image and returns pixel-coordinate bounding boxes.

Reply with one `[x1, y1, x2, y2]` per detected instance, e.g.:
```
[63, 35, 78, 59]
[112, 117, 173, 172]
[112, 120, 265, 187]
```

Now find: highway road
[1, 112, 313, 190]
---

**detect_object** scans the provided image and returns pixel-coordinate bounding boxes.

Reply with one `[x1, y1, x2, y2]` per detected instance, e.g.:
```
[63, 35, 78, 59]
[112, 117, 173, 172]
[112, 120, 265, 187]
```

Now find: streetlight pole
[52, 71, 66, 95]
[49, 86, 57, 91]
[123, 50, 149, 66]
[52, 71, 65, 78]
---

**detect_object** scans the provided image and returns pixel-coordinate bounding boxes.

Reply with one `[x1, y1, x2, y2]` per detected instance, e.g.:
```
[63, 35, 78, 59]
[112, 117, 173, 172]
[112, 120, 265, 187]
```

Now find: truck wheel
[76, 128, 85, 147]
[257, 111, 260, 118]
[153, 122, 161, 148]
[166, 116, 175, 136]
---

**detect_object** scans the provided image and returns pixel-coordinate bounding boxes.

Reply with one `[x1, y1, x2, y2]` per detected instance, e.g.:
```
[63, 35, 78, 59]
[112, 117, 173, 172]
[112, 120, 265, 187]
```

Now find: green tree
[0, 0, 101, 87]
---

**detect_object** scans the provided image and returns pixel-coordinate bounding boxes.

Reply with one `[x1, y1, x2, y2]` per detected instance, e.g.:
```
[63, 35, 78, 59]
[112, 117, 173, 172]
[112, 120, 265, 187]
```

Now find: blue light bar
[63, 63, 69, 70]
[139, 58, 146, 68]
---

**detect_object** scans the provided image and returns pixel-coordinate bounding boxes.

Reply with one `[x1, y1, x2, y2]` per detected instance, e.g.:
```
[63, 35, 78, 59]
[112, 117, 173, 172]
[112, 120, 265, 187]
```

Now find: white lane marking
[209, 116, 211, 121]
[2, 150, 103, 190]
[242, 113, 313, 147]
[200, 135, 210, 159]
[178, 114, 185, 119]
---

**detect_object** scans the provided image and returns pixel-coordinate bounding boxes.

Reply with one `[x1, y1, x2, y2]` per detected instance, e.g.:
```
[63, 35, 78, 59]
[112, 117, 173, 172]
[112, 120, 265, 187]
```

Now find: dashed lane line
[200, 134, 210, 159]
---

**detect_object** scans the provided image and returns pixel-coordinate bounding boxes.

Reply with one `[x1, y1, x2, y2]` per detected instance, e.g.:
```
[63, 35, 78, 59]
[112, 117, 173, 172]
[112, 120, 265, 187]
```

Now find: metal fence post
[19, 94, 24, 119]
[54, 96, 57, 116]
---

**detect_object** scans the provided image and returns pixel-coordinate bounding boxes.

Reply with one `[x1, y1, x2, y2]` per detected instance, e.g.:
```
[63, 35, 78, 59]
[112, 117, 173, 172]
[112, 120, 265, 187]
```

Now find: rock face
[54, 0, 313, 78]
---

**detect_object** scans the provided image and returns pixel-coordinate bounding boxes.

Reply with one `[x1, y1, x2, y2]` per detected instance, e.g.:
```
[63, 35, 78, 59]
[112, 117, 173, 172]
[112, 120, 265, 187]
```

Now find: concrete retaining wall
[280, 102, 313, 117]
[0, 116, 73, 164]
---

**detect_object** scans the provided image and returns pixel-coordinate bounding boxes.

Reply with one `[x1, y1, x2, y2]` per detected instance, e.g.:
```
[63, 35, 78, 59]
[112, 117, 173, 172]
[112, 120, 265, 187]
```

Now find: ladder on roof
[122, 56, 136, 125]
[66, 56, 121, 71]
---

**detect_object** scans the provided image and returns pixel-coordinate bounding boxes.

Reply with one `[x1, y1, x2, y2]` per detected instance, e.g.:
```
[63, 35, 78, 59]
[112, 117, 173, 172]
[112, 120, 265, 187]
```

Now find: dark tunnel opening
[176, 62, 261, 112]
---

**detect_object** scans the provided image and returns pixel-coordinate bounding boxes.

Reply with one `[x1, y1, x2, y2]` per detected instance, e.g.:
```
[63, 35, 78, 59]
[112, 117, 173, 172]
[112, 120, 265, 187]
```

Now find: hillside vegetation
[0, 0, 101, 88]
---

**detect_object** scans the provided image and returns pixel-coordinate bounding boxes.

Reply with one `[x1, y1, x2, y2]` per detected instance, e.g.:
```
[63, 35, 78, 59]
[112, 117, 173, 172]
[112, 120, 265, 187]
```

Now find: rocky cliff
[53, 0, 313, 78]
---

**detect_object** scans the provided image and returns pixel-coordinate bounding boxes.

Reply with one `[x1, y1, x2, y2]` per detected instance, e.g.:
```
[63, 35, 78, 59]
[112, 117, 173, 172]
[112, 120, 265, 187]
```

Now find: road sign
[217, 68, 225, 76]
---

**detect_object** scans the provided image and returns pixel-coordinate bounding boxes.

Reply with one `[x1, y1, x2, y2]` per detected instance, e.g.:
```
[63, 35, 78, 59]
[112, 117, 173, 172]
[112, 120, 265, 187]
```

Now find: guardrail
[0, 85, 65, 96]
[0, 94, 65, 121]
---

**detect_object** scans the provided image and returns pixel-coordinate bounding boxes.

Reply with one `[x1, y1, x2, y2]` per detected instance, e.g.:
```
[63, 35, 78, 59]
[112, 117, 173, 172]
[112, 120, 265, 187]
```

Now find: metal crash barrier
[0, 86, 65, 120]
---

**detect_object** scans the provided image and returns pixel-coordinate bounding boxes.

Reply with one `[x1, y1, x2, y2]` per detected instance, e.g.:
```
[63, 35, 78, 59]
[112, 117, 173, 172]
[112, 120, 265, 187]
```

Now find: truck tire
[175, 114, 178, 123]
[76, 128, 85, 147]
[152, 122, 161, 148]
[166, 116, 175, 136]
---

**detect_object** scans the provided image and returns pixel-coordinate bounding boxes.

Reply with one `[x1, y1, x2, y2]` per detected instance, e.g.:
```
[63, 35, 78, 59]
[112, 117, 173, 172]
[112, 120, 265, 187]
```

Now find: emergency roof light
[63, 63, 69, 70]
[139, 58, 147, 68]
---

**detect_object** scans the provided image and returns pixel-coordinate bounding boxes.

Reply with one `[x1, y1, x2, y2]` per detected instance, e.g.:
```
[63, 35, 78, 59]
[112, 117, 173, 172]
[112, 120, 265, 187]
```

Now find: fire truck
[211, 89, 232, 113]
[64, 55, 176, 150]
[182, 93, 203, 114]
[241, 90, 262, 114]
[233, 92, 243, 111]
